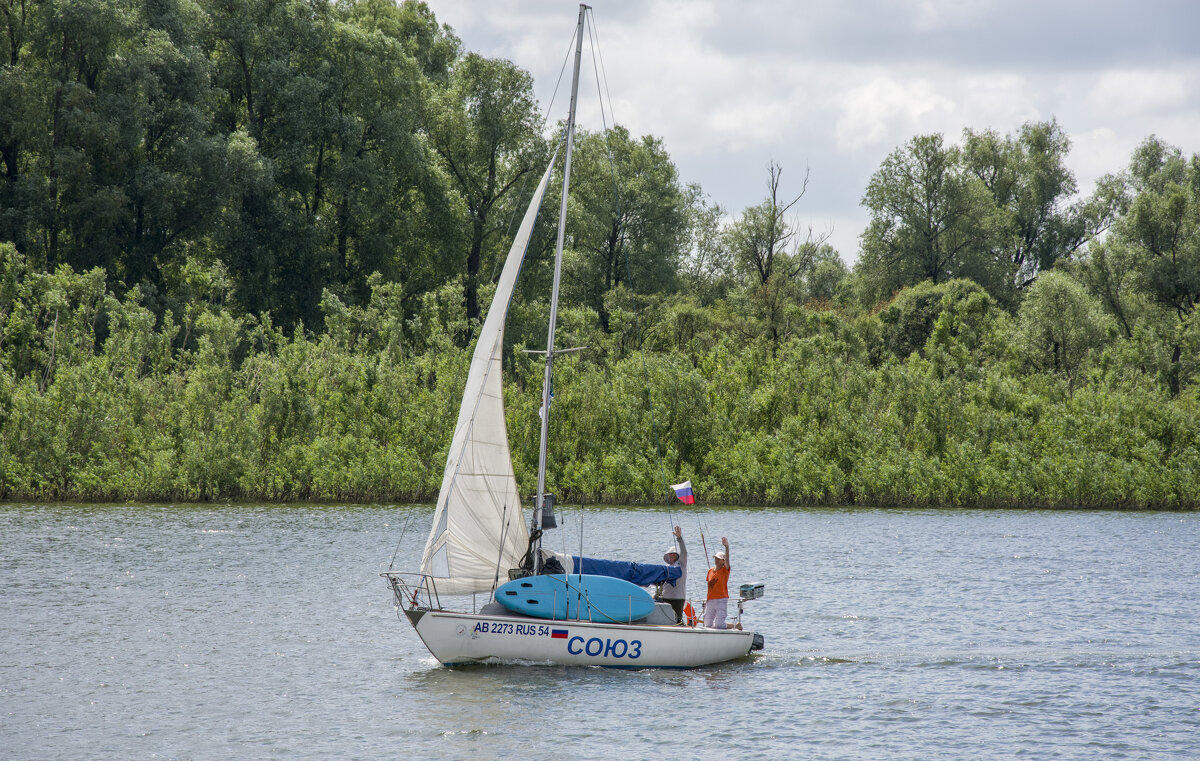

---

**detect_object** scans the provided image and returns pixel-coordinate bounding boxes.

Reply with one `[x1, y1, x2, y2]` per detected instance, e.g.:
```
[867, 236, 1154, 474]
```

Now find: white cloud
[1085, 69, 1193, 118]
[834, 73, 956, 151]
[1069, 128, 1128, 191]
[911, 0, 993, 31]
[428, 0, 1200, 267]
[958, 74, 1041, 128]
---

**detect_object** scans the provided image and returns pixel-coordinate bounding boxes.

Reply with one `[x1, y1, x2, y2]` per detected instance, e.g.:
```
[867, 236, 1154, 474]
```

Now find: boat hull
[406, 609, 755, 668]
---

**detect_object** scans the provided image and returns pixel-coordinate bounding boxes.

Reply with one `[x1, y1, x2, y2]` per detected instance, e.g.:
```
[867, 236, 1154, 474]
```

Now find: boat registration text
[472, 622, 553, 636]
[471, 622, 643, 660]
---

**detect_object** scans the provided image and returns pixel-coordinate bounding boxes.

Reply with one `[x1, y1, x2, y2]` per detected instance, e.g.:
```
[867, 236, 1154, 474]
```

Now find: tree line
[0, 0, 689, 334]
[0, 0, 1197, 506]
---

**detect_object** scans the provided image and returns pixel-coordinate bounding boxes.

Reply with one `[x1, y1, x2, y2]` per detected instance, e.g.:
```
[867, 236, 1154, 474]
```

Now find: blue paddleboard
[495, 574, 656, 623]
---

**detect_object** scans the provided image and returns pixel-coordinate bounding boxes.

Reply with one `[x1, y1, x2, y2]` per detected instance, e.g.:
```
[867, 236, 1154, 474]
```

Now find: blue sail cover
[570, 556, 683, 587]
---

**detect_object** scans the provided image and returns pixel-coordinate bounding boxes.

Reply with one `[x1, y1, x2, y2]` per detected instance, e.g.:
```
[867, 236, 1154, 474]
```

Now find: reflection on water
[2, 504, 1198, 760]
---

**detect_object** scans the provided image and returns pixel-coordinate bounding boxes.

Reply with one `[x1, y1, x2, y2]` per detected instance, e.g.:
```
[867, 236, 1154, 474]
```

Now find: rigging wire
[492, 25, 580, 284]
[388, 515, 413, 571]
[586, 10, 677, 535]
[587, 13, 621, 209]
[491, 501, 511, 594]
[578, 507, 585, 618]
[559, 505, 569, 564]
[475, 23, 578, 555]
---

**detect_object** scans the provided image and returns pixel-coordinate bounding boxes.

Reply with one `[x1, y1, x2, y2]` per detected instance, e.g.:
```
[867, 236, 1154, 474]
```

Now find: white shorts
[704, 597, 728, 629]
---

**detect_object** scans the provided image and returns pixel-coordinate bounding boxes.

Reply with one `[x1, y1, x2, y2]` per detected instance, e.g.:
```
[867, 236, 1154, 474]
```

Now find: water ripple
[2, 504, 1198, 760]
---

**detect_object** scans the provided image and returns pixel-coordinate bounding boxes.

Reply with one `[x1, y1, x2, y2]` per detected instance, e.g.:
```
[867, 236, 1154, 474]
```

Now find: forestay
[419, 156, 558, 595]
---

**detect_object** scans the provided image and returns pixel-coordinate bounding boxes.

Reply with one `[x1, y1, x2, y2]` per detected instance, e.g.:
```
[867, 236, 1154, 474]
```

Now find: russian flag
[551, 629, 569, 639]
[671, 480, 695, 505]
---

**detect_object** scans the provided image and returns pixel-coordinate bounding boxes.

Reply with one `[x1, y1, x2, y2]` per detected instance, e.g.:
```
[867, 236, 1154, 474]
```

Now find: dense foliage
[2, 237, 1196, 507]
[1, 1, 1197, 506]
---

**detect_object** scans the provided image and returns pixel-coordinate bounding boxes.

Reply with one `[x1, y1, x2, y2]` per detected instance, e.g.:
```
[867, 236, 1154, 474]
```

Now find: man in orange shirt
[704, 536, 731, 629]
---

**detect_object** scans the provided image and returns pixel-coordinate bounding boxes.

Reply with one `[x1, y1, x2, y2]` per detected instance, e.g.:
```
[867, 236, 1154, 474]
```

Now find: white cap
[714, 551, 726, 560]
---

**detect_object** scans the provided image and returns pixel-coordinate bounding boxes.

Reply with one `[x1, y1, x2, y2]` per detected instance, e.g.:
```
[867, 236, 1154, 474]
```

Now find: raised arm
[721, 536, 730, 570]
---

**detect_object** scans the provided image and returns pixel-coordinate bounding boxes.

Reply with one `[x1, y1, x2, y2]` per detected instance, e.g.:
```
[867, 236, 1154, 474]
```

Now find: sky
[426, 0, 1200, 264]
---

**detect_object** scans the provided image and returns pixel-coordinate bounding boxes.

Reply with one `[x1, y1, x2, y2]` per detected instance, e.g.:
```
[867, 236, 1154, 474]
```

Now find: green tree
[24, 0, 138, 271]
[204, 0, 457, 328]
[805, 247, 847, 304]
[16, 0, 220, 287]
[1017, 270, 1114, 388]
[858, 133, 1003, 305]
[873, 278, 996, 361]
[962, 121, 1111, 294]
[1102, 137, 1200, 394]
[1072, 237, 1145, 340]
[305, 14, 457, 305]
[678, 185, 731, 303]
[344, 0, 458, 83]
[105, 3, 225, 290]
[1123, 138, 1200, 320]
[724, 161, 828, 287]
[428, 52, 544, 327]
[563, 126, 689, 324]
[0, 0, 38, 252]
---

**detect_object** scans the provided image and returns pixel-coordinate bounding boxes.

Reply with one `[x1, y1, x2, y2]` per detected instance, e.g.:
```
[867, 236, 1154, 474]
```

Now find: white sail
[419, 157, 557, 595]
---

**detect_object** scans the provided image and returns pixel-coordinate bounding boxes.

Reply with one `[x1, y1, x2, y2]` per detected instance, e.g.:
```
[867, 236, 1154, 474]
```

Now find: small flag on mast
[671, 480, 695, 505]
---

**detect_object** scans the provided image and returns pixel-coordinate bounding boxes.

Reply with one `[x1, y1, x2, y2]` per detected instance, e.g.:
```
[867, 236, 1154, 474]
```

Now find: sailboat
[383, 5, 763, 668]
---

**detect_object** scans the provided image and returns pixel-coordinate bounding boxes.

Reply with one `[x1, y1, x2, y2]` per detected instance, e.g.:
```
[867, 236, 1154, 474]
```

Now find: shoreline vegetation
[2, 244, 1196, 509]
[1, 2, 1197, 508]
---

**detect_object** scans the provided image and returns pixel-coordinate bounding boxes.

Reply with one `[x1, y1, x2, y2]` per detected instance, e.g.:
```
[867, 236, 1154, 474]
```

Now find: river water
[2, 504, 1197, 760]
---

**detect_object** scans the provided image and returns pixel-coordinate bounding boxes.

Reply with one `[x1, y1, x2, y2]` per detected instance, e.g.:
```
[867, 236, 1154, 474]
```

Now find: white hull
[405, 608, 755, 668]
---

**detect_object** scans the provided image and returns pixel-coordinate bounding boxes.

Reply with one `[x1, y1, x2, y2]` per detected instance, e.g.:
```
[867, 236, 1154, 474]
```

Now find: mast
[533, 3, 588, 572]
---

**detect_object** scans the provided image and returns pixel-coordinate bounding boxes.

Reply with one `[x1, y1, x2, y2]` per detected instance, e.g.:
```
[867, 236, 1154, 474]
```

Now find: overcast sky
[427, 0, 1200, 264]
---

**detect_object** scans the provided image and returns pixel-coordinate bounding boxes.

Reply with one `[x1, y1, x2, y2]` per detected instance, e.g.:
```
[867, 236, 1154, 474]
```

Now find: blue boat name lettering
[566, 636, 642, 659]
